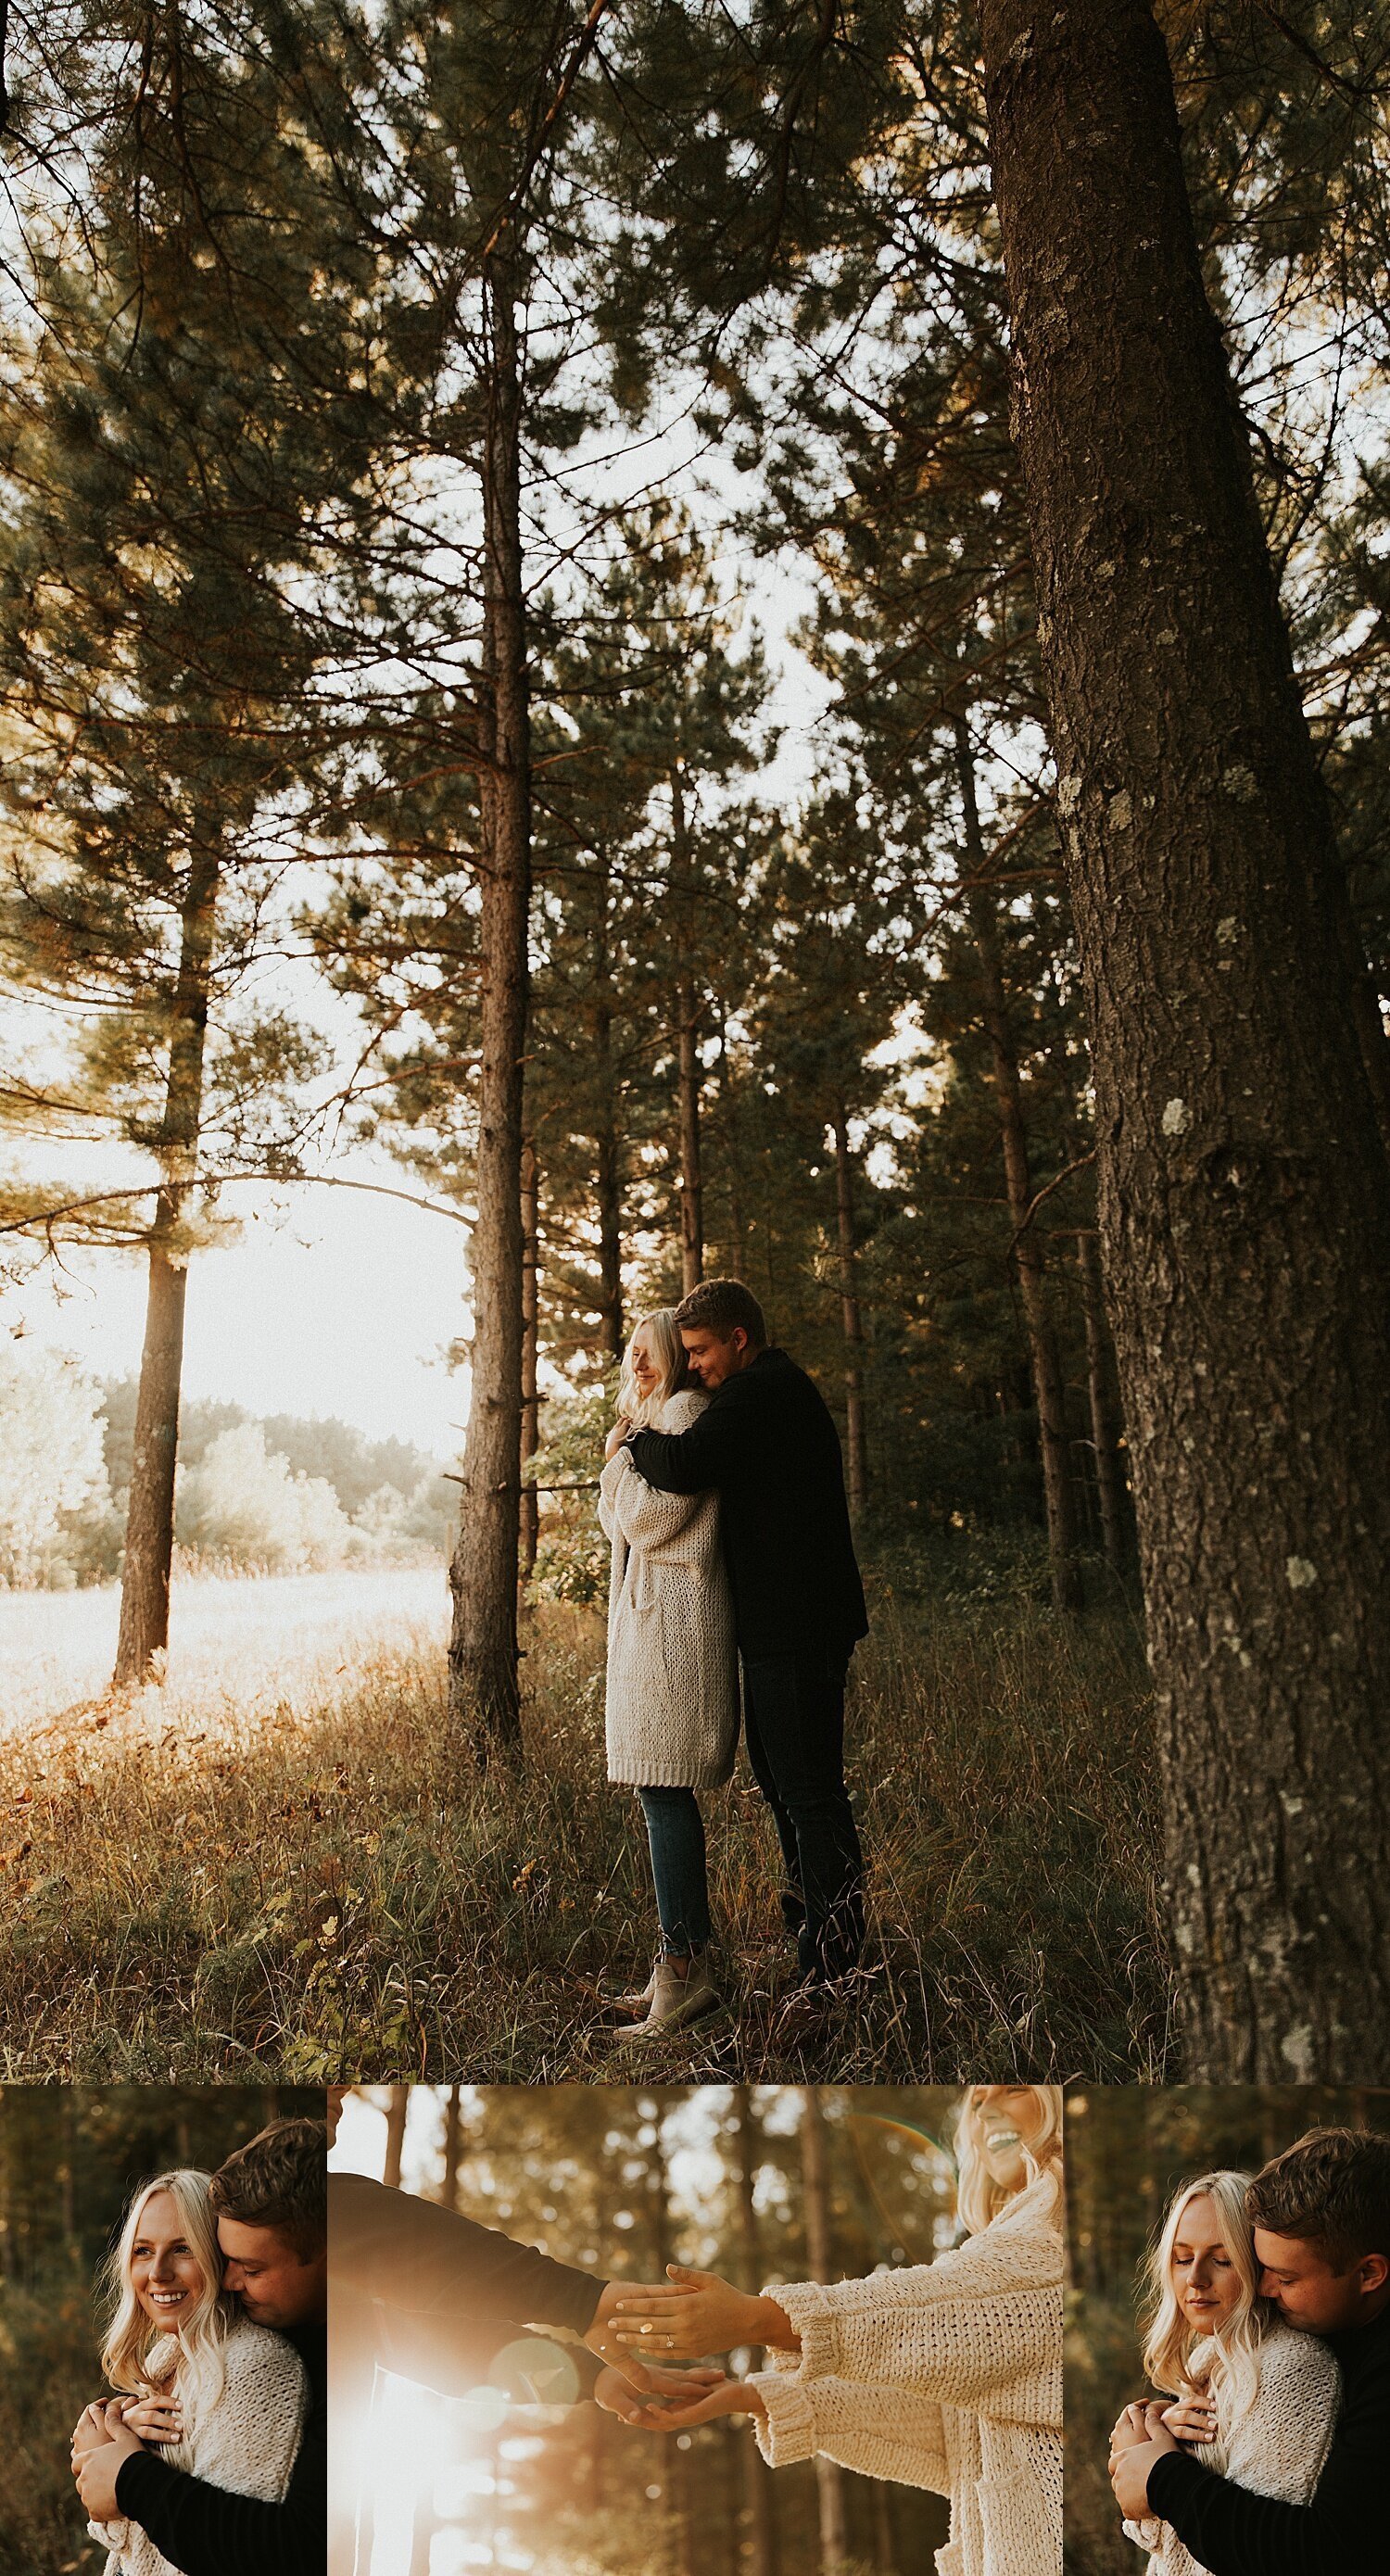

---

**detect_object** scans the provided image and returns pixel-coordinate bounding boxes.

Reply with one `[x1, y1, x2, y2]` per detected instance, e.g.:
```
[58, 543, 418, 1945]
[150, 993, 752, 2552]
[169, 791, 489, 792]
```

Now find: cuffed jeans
[637, 1785, 712, 1955]
[741, 1645, 865, 1984]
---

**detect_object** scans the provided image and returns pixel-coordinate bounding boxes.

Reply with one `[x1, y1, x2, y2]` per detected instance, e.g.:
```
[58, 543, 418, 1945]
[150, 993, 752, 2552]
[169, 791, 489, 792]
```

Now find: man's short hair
[209, 2117, 327, 2262]
[674, 1278, 767, 1345]
[1246, 2127, 1390, 2270]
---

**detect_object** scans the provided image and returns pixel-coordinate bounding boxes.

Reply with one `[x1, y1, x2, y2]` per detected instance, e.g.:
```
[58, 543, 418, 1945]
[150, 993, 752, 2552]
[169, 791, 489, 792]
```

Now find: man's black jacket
[328, 2170, 609, 2576]
[114, 2317, 325, 2576]
[624, 1346, 868, 1658]
[1146, 2304, 1390, 2576]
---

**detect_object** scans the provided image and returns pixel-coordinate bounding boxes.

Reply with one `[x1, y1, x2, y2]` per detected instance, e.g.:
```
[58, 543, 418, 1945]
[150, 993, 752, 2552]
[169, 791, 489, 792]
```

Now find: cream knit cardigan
[598, 1386, 739, 1787]
[1122, 2319, 1341, 2576]
[92, 2313, 309, 2576]
[750, 2171, 1063, 2576]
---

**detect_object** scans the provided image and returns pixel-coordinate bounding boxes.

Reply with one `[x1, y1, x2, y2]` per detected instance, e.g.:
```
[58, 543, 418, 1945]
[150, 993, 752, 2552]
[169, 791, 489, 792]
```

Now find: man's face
[218, 2216, 326, 2330]
[1253, 2227, 1387, 2331]
[680, 1325, 750, 1389]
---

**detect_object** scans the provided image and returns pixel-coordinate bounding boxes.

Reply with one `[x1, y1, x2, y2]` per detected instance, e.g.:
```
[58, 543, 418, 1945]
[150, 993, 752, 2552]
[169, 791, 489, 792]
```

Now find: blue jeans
[637, 1786, 712, 1956]
[741, 1646, 864, 1983]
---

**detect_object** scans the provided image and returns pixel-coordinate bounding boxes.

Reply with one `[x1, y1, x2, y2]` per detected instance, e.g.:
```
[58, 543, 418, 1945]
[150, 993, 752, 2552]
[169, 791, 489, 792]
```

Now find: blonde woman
[76, 2170, 308, 2576]
[598, 1307, 739, 2039]
[1111, 2172, 1341, 2576]
[609, 2083, 1065, 2576]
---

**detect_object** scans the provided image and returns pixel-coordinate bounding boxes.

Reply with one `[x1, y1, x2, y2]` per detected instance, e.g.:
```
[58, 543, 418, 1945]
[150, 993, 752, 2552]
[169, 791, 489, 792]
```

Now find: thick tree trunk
[593, 897, 625, 1366]
[980, 0, 1390, 2074]
[519, 1137, 539, 1584]
[1076, 1228, 1130, 1578]
[383, 2086, 410, 2189]
[441, 2085, 462, 2211]
[731, 2086, 780, 2576]
[955, 719, 1081, 1611]
[113, 848, 219, 1689]
[671, 775, 703, 1292]
[449, 239, 531, 1758]
[830, 1099, 867, 1521]
[800, 2090, 849, 2576]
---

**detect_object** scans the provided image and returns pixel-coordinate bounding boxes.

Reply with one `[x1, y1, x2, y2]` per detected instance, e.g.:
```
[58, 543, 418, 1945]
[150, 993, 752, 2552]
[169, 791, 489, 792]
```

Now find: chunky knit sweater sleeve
[95, 2321, 309, 2576]
[760, 2177, 1063, 2422]
[754, 2367, 950, 2490]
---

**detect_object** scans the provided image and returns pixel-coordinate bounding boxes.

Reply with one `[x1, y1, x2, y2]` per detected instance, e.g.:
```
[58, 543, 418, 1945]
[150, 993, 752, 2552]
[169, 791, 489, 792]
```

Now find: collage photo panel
[3, 3, 1388, 2575]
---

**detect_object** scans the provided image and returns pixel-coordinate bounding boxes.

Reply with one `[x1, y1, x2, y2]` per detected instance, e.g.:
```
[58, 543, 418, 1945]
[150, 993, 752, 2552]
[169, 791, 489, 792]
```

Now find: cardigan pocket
[977, 2469, 1056, 2576]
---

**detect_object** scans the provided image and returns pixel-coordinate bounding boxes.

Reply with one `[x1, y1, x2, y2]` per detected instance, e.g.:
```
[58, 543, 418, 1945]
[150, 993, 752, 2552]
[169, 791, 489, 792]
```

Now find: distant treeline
[0, 1345, 450, 1588]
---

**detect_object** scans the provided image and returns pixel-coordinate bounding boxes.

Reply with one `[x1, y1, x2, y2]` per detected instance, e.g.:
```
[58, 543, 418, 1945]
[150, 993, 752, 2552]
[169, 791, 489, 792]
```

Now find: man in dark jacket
[618, 1277, 869, 2004]
[325, 2090, 712, 2575]
[1109, 2127, 1390, 2575]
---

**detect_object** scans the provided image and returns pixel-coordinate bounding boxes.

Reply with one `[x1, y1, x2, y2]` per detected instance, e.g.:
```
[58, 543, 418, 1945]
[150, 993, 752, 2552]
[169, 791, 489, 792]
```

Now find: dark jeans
[637, 1786, 712, 1955]
[741, 1645, 865, 1984]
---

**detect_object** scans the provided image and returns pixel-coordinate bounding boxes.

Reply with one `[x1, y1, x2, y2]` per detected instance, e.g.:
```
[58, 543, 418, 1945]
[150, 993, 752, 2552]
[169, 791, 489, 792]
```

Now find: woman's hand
[612, 2266, 798, 2359]
[1161, 2383, 1217, 2446]
[640, 2376, 767, 2430]
[591, 2359, 727, 2426]
[117, 2393, 183, 2444]
[604, 1417, 633, 1461]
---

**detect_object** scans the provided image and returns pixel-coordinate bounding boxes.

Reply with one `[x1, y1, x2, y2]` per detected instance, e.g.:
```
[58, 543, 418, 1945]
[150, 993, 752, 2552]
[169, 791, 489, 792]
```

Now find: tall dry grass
[0, 1590, 1172, 2079]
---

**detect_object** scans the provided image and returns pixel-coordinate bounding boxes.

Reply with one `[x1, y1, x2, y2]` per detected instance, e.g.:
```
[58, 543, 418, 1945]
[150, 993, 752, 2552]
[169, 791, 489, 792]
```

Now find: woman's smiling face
[974, 2086, 1049, 2191]
[131, 2189, 207, 2333]
[630, 1332, 660, 1398]
[1170, 2191, 1242, 2331]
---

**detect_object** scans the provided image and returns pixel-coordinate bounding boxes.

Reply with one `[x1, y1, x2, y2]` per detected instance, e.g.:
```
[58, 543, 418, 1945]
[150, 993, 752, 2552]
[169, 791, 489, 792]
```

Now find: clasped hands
[586, 2265, 801, 2430]
[70, 2389, 181, 2521]
[1107, 2383, 1215, 2518]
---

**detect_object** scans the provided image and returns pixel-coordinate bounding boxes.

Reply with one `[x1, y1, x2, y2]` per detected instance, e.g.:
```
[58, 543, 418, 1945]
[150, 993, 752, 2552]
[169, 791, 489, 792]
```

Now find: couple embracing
[1109, 2124, 1390, 2573]
[596, 1276, 869, 2042]
[70, 2117, 325, 2575]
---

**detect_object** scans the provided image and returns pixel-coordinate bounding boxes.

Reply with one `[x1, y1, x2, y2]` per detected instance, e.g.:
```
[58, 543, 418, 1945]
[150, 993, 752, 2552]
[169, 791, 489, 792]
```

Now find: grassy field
[0, 1568, 1173, 2080]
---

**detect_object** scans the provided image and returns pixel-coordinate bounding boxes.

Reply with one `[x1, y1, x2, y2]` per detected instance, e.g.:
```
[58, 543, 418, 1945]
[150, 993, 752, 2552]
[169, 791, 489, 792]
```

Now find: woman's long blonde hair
[617, 1308, 691, 1428]
[100, 2171, 234, 2416]
[1140, 2171, 1267, 2426]
[954, 2088, 1065, 2237]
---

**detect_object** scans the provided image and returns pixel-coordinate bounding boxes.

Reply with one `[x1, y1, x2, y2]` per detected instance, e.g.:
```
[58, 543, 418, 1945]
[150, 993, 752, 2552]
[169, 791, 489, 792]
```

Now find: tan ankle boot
[613, 1954, 720, 2043]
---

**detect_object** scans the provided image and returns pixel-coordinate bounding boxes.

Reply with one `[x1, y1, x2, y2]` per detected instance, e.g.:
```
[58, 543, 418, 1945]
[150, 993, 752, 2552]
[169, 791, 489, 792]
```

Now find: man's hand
[637, 2376, 767, 2431]
[611, 2265, 797, 2358]
[73, 2403, 145, 2520]
[592, 2358, 727, 2427]
[1109, 2406, 1180, 2519]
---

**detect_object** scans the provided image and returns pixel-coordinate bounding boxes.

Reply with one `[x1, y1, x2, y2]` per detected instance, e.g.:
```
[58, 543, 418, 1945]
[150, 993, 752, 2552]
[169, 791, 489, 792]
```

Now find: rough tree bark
[955, 718, 1081, 1611]
[1076, 1228, 1130, 1579]
[519, 1136, 539, 1583]
[672, 772, 703, 1292]
[830, 1098, 867, 1521]
[448, 234, 531, 1757]
[592, 878, 625, 1365]
[979, 0, 1390, 2075]
[731, 2085, 780, 2576]
[800, 2089, 849, 2575]
[113, 847, 219, 1689]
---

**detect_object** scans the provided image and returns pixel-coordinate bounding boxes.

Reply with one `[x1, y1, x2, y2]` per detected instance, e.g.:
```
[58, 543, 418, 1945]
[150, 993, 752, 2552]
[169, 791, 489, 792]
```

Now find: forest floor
[0, 1561, 1174, 2081]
